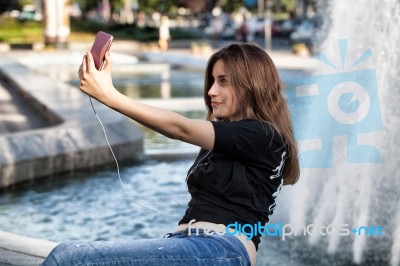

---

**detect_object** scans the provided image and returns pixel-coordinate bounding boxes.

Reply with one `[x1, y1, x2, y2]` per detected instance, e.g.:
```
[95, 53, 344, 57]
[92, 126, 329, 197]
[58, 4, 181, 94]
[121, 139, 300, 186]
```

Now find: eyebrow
[212, 74, 227, 79]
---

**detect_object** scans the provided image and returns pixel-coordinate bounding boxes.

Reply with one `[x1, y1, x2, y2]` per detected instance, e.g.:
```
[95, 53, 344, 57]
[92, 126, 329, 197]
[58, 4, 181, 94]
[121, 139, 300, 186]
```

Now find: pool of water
[0, 159, 386, 266]
[0, 159, 192, 242]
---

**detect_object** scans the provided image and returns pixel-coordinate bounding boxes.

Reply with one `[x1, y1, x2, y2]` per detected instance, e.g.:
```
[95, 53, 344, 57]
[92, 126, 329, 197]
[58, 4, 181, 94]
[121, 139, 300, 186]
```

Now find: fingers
[103, 52, 113, 72]
[78, 54, 86, 78]
[85, 52, 95, 72]
[78, 65, 82, 80]
[78, 52, 96, 80]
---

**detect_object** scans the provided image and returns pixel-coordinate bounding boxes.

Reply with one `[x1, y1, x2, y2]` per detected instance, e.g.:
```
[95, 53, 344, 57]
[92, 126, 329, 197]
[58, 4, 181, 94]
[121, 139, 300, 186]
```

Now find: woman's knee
[42, 241, 86, 266]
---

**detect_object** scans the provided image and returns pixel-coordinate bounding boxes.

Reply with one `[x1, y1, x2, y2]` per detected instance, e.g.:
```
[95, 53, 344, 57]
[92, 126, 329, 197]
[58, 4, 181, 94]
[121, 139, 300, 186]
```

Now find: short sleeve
[211, 120, 284, 163]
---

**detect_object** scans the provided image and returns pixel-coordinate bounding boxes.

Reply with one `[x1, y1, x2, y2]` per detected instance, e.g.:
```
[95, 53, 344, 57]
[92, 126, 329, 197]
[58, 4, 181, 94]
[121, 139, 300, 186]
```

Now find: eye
[219, 78, 227, 85]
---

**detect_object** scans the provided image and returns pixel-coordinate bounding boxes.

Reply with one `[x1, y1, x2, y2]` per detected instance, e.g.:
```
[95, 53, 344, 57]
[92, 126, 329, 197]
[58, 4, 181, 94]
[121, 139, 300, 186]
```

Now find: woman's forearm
[105, 89, 214, 149]
[105, 89, 186, 139]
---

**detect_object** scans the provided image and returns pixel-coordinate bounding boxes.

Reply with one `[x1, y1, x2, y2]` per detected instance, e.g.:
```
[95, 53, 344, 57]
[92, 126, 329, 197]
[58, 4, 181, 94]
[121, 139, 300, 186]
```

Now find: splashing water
[277, 0, 400, 265]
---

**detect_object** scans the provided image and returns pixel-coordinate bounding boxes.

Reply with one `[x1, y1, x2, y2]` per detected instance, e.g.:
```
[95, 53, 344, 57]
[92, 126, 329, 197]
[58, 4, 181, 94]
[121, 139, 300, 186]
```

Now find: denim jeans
[41, 228, 251, 266]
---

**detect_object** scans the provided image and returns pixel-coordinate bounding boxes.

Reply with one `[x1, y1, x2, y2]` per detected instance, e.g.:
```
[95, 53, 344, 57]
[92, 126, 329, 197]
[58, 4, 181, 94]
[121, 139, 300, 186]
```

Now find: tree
[70, 0, 97, 14]
[274, 0, 296, 13]
[137, 0, 180, 14]
[179, 0, 205, 13]
[110, 0, 124, 12]
[0, 0, 34, 13]
[178, 0, 217, 13]
[70, 0, 124, 17]
[218, 0, 243, 13]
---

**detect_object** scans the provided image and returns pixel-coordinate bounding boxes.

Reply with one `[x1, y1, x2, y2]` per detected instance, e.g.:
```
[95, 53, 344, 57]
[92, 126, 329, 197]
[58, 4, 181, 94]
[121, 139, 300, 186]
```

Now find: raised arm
[78, 52, 214, 151]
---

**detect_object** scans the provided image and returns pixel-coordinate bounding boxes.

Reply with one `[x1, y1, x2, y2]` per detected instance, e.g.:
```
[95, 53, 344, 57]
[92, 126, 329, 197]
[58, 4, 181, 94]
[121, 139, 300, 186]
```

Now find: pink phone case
[90, 31, 113, 70]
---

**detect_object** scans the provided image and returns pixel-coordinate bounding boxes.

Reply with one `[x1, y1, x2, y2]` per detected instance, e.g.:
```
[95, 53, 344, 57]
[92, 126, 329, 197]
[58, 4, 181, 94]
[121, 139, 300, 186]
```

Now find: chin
[214, 116, 230, 121]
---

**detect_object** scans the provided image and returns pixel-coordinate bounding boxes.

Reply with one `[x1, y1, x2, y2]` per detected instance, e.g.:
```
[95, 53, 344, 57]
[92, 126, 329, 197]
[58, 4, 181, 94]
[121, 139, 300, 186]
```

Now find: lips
[211, 101, 222, 108]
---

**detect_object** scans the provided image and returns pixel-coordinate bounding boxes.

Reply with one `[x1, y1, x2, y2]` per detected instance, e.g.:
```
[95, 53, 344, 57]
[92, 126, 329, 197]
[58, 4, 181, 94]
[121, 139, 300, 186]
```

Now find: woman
[42, 43, 299, 266]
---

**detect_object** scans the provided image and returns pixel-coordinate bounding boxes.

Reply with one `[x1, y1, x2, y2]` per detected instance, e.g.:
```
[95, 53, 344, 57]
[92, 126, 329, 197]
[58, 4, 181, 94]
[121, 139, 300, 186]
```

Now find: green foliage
[0, 0, 31, 13]
[70, 0, 123, 13]
[0, 18, 43, 43]
[70, 18, 200, 42]
[275, 0, 296, 12]
[19, 0, 34, 7]
[0, 15, 200, 44]
[70, 17, 104, 34]
[70, 18, 157, 41]
[137, 0, 180, 14]
[218, 0, 243, 13]
[110, 0, 124, 11]
[70, 0, 97, 13]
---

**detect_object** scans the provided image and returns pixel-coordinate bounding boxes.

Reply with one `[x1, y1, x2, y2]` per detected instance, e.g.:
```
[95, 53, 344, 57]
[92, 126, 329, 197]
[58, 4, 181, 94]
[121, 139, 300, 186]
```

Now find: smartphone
[90, 31, 113, 70]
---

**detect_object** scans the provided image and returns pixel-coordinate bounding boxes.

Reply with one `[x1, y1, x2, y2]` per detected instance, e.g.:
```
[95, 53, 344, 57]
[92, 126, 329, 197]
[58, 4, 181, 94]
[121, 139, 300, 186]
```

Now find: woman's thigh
[41, 231, 250, 266]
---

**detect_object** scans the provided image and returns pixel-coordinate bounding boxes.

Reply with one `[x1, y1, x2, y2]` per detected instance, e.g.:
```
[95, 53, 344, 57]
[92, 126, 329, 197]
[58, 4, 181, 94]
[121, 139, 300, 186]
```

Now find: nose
[208, 81, 218, 97]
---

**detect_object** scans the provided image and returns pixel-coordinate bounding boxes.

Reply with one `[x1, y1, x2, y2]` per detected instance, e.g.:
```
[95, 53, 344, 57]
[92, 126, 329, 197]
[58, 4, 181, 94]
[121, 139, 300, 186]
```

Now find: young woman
[42, 43, 299, 266]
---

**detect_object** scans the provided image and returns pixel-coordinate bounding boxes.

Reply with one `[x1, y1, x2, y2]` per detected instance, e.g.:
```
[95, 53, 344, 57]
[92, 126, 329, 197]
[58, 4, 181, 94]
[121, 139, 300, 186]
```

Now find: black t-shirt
[178, 119, 286, 250]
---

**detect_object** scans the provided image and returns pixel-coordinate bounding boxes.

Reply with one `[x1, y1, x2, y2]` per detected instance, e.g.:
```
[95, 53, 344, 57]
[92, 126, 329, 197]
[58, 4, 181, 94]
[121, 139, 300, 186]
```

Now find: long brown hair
[204, 43, 300, 185]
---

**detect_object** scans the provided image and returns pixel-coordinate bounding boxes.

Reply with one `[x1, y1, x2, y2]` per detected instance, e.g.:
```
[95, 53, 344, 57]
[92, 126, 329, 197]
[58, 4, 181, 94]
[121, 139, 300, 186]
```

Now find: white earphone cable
[89, 96, 160, 212]
[89, 96, 183, 213]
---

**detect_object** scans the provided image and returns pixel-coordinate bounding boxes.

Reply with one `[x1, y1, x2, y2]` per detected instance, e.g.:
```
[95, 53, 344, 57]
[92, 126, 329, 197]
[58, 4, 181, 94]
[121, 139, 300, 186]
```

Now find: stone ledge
[0, 56, 144, 188]
[0, 231, 57, 265]
[0, 42, 45, 52]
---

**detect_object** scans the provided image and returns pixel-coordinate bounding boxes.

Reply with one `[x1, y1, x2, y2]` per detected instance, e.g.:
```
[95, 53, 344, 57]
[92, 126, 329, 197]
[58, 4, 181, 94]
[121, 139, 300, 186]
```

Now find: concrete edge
[0, 56, 144, 188]
[0, 231, 57, 259]
[0, 65, 63, 126]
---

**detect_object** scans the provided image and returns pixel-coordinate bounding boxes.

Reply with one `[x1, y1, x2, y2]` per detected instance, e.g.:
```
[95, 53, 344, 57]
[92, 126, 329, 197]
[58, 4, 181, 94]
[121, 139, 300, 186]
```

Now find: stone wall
[0, 57, 144, 188]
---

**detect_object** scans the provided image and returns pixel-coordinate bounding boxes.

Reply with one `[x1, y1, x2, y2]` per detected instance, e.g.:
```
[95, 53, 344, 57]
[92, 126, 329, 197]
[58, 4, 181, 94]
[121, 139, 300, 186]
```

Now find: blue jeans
[41, 228, 251, 266]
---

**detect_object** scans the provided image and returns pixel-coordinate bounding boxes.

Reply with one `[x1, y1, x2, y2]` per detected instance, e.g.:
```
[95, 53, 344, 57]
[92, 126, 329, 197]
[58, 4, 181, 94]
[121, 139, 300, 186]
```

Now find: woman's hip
[41, 229, 251, 266]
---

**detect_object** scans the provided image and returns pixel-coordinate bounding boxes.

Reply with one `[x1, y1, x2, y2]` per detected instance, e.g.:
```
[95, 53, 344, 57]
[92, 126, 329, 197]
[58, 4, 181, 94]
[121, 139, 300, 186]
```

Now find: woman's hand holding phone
[78, 51, 116, 106]
[78, 32, 117, 106]
[90, 31, 113, 71]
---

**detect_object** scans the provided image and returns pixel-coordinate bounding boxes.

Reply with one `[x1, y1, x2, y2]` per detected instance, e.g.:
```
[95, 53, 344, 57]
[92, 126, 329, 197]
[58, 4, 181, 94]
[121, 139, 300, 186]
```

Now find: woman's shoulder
[212, 119, 285, 146]
[245, 119, 285, 144]
[225, 119, 282, 137]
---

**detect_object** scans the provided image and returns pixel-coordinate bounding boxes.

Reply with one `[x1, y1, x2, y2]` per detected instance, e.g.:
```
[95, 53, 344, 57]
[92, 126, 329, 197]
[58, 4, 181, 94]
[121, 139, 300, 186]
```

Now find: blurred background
[1, 1, 399, 266]
[0, 0, 322, 54]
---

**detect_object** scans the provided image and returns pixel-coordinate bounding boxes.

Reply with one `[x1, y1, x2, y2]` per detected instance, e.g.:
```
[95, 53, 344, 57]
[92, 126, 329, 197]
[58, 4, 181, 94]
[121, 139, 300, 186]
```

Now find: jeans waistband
[163, 228, 219, 238]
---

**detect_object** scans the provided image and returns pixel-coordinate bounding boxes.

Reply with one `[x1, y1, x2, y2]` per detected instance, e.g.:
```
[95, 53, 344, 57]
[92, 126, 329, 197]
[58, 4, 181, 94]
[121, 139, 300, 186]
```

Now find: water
[0, 159, 192, 242]
[110, 66, 207, 154]
[272, 0, 400, 265]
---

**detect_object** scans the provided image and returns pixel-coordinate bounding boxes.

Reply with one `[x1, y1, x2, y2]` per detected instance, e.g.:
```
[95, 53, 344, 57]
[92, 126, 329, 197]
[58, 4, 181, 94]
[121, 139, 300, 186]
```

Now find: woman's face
[208, 60, 242, 121]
